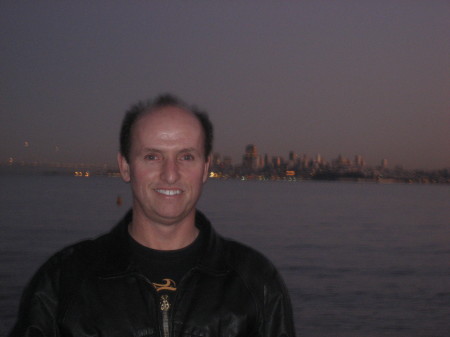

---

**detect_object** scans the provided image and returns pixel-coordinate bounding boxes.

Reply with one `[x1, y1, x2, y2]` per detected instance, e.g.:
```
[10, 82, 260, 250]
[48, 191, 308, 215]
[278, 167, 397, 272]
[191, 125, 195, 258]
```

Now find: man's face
[118, 106, 210, 227]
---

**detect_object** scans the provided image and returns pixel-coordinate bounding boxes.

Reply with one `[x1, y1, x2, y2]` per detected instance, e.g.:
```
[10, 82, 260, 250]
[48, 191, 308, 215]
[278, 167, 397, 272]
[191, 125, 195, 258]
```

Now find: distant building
[272, 156, 282, 168]
[289, 151, 297, 161]
[263, 153, 269, 168]
[354, 155, 365, 168]
[243, 144, 259, 170]
[286, 151, 297, 170]
[333, 154, 351, 168]
[315, 153, 323, 165]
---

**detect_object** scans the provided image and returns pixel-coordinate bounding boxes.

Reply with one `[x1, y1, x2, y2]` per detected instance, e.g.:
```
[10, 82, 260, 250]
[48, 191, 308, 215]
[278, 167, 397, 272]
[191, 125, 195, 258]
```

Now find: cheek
[130, 163, 158, 180]
[182, 168, 205, 184]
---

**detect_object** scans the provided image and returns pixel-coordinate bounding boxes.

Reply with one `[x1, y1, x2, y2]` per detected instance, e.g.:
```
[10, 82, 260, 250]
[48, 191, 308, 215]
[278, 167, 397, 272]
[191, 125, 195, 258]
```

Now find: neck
[129, 213, 199, 251]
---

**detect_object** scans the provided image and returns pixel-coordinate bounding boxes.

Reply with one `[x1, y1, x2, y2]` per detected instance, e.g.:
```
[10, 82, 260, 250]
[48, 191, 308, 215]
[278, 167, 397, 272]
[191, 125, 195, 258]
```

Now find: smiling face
[117, 106, 210, 229]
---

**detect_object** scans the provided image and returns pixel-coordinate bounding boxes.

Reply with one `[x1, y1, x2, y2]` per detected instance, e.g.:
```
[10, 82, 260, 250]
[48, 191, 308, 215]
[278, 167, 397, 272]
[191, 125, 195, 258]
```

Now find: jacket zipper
[160, 294, 170, 337]
[135, 274, 172, 337]
[166, 268, 198, 336]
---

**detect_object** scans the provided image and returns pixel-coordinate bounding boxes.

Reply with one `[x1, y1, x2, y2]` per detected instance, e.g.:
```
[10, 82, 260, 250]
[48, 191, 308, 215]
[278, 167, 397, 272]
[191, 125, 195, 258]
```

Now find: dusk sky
[1, 1, 449, 170]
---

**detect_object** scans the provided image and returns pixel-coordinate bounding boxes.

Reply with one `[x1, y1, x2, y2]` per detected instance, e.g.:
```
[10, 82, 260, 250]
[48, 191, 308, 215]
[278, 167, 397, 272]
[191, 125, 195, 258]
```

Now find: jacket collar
[194, 210, 229, 275]
[82, 209, 229, 278]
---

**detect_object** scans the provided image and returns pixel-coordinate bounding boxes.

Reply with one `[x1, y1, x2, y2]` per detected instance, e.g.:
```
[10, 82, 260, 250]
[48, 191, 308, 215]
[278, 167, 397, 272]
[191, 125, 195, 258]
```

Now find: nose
[161, 157, 180, 184]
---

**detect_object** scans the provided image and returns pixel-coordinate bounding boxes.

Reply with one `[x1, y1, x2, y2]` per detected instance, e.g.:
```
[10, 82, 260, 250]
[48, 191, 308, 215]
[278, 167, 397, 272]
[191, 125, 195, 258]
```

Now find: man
[10, 94, 295, 337]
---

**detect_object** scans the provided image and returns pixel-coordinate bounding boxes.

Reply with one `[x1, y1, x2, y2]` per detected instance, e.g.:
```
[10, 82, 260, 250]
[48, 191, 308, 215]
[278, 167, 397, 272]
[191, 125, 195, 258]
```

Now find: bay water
[1, 174, 449, 336]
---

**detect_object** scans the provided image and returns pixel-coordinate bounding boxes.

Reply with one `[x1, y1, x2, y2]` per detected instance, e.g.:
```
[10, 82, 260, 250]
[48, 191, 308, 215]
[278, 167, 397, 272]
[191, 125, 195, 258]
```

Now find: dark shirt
[128, 226, 205, 323]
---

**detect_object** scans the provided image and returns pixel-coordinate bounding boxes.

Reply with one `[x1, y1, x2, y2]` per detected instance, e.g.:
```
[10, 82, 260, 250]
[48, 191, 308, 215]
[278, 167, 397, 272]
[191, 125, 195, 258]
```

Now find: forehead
[132, 106, 204, 144]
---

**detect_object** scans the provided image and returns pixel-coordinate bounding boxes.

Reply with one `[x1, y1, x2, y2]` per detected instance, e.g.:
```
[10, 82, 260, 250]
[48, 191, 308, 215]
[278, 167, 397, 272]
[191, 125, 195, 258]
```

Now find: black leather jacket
[10, 210, 295, 337]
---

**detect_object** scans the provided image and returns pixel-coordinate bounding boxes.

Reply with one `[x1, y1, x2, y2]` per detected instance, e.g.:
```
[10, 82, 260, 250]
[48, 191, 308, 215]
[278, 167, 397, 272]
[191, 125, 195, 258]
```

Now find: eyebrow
[178, 147, 198, 153]
[142, 147, 199, 153]
[142, 148, 162, 153]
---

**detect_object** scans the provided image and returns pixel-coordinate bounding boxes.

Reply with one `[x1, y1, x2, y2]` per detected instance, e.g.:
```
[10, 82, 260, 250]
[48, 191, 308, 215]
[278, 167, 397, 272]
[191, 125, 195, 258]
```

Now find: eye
[144, 153, 159, 160]
[180, 153, 194, 161]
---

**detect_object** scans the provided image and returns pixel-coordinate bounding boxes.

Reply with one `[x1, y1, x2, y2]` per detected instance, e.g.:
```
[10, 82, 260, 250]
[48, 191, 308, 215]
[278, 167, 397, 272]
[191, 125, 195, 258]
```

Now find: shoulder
[13, 238, 95, 317]
[223, 238, 278, 276]
[29, 225, 119, 287]
[9, 234, 113, 335]
[219, 237, 286, 296]
[218, 238, 295, 336]
[19, 228, 119, 310]
[197, 210, 278, 278]
[48, 210, 132, 276]
[28, 237, 98, 288]
[217, 236, 292, 319]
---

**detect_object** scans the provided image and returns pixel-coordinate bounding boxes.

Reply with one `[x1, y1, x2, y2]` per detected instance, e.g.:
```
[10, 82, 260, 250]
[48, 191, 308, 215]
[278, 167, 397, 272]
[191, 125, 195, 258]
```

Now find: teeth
[156, 189, 182, 196]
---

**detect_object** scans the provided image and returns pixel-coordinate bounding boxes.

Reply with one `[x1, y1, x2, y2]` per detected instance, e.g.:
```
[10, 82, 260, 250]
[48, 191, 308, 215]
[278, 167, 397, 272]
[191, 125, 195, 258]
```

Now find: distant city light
[74, 171, 90, 177]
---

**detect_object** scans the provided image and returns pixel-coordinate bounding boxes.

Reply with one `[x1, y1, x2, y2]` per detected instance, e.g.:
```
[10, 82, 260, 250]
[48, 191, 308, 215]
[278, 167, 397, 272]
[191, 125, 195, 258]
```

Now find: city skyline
[3, 140, 447, 172]
[1, 1, 449, 170]
[4, 141, 449, 185]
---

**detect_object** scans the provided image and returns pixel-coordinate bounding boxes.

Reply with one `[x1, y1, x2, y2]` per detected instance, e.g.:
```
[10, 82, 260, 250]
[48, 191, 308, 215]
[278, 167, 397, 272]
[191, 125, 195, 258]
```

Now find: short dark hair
[119, 94, 214, 162]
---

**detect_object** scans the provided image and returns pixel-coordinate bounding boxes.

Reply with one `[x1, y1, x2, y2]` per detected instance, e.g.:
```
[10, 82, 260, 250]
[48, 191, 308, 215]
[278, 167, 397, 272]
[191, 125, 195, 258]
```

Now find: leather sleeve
[226, 240, 296, 337]
[8, 254, 64, 337]
[261, 267, 296, 337]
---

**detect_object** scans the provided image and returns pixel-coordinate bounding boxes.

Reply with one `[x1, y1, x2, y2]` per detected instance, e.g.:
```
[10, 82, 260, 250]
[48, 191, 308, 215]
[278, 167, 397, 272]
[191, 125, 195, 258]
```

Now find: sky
[1, 1, 449, 170]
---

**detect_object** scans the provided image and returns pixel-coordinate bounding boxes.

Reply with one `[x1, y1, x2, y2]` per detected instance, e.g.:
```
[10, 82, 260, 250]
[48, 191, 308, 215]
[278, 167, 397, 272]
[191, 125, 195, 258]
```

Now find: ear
[202, 155, 211, 183]
[117, 152, 131, 183]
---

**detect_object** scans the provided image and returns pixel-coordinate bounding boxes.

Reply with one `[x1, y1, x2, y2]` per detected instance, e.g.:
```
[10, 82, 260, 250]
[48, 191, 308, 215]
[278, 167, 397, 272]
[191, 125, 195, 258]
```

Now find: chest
[59, 273, 259, 337]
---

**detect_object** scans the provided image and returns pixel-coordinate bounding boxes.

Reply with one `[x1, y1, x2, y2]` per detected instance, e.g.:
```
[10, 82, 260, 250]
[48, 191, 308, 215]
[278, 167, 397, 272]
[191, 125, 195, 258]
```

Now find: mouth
[155, 189, 183, 196]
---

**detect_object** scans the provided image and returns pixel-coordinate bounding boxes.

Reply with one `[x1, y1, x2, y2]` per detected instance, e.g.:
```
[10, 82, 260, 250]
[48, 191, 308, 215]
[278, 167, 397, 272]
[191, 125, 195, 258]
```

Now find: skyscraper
[243, 144, 259, 170]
